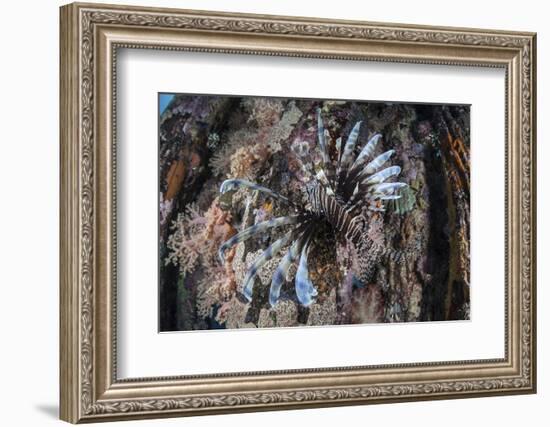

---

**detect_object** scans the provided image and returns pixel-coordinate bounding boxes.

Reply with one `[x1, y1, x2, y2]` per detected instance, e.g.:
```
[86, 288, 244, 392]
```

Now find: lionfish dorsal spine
[337, 121, 362, 178]
[364, 149, 395, 175]
[335, 137, 343, 167]
[371, 182, 408, 198]
[316, 109, 330, 168]
[351, 133, 382, 170]
[364, 165, 401, 185]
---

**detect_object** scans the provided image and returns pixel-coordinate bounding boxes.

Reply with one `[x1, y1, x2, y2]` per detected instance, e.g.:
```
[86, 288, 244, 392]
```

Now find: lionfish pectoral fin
[268, 240, 301, 307]
[242, 232, 293, 302]
[218, 215, 297, 263]
[220, 178, 293, 206]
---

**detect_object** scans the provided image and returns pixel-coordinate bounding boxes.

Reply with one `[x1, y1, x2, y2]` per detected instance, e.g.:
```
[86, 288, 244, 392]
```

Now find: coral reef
[158, 95, 471, 331]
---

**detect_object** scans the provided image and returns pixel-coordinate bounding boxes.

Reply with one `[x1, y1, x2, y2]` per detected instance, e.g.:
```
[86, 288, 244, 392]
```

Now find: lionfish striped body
[219, 109, 407, 307]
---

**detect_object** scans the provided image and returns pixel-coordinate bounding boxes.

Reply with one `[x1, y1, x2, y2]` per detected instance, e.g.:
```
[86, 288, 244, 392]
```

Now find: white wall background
[0, 0, 545, 425]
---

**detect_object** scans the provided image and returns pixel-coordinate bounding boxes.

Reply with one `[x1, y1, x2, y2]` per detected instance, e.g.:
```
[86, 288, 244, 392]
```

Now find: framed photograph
[60, 2, 537, 423]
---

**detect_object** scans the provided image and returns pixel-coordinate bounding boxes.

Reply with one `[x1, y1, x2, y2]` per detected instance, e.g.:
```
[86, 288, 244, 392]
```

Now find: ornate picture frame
[60, 2, 536, 423]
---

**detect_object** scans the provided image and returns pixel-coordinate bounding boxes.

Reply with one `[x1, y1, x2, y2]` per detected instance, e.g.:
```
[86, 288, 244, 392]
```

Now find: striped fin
[371, 182, 407, 196]
[295, 242, 317, 306]
[341, 144, 392, 199]
[218, 215, 298, 263]
[378, 194, 402, 200]
[220, 179, 293, 206]
[335, 137, 343, 165]
[268, 239, 302, 307]
[352, 133, 382, 168]
[365, 165, 402, 185]
[242, 232, 294, 302]
[338, 121, 362, 173]
[317, 109, 330, 167]
[347, 181, 406, 210]
[364, 150, 395, 175]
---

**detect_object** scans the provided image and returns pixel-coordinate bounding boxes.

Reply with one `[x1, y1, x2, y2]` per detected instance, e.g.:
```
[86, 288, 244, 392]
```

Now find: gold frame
[60, 2, 537, 423]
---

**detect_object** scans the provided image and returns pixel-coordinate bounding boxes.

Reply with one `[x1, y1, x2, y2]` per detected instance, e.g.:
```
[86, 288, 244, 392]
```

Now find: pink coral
[165, 203, 206, 274]
[166, 198, 236, 273]
[167, 198, 239, 317]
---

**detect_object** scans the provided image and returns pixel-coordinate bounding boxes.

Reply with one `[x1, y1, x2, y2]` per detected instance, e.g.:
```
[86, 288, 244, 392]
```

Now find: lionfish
[218, 109, 407, 308]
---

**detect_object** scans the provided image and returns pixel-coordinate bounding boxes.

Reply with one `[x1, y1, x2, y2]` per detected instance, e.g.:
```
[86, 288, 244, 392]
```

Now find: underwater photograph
[158, 94, 470, 332]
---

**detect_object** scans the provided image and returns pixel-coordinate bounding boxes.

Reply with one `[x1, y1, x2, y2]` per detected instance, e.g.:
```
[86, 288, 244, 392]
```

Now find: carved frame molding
[60, 2, 536, 423]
